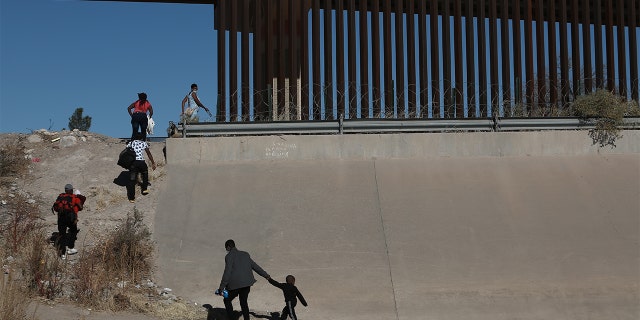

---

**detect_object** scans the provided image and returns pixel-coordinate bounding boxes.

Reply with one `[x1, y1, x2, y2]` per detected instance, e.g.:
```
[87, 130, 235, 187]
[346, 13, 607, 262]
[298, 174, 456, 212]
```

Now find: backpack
[117, 146, 137, 169]
[52, 193, 76, 214]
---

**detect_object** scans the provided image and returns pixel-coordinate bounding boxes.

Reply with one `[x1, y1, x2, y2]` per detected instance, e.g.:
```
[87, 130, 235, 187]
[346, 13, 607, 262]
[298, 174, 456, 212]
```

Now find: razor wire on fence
[210, 77, 639, 123]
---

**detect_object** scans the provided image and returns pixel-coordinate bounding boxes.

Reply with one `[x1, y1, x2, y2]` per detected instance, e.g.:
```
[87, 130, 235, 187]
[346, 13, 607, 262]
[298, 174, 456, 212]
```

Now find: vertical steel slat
[547, 0, 558, 108]
[442, 0, 452, 116]
[513, 0, 523, 106]
[478, 0, 488, 117]
[383, 0, 392, 117]
[372, 0, 382, 117]
[629, 0, 639, 101]
[430, 0, 441, 118]
[559, 0, 570, 105]
[301, 0, 310, 120]
[524, 0, 534, 111]
[489, 0, 499, 116]
[535, 0, 546, 112]
[312, 0, 321, 118]
[229, 0, 238, 120]
[216, 0, 227, 121]
[605, 0, 615, 92]
[348, 0, 357, 118]
[241, 0, 250, 120]
[324, 0, 333, 119]
[465, 0, 476, 117]
[582, 0, 593, 93]
[406, 0, 417, 117]
[594, 0, 604, 89]
[395, 0, 406, 117]
[253, 0, 264, 120]
[570, 0, 581, 97]
[336, 0, 345, 119]
[359, 0, 370, 117]
[289, 0, 299, 120]
[501, 0, 511, 116]
[454, 0, 464, 118]
[617, 0, 627, 97]
[418, 0, 429, 118]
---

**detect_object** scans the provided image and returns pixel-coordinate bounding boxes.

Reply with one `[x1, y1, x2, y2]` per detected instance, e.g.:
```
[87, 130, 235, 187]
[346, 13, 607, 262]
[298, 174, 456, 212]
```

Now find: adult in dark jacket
[217, 239, 270, 320]
[268, 275, 308, 320]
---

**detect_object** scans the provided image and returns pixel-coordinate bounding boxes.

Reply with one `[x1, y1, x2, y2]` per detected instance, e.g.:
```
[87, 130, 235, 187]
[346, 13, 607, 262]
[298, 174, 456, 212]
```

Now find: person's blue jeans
[130, 113, 148, 141]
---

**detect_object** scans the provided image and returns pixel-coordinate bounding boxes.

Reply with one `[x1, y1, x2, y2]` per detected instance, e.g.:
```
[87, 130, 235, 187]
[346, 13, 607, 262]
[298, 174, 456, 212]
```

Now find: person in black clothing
[268, 275, 308, 320]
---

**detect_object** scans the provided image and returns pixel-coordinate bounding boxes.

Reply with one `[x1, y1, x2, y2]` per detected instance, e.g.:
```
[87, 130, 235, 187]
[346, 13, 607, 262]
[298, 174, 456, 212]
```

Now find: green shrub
[572, 89, 640, 147]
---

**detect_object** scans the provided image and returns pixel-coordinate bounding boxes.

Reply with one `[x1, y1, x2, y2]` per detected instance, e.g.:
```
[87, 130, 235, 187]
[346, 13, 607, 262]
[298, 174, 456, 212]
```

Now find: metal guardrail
[176, 117, 640, 137]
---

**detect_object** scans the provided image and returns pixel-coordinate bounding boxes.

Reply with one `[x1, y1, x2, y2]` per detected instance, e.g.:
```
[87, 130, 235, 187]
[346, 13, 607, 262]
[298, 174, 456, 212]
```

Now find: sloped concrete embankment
[155, 131, 639, 320]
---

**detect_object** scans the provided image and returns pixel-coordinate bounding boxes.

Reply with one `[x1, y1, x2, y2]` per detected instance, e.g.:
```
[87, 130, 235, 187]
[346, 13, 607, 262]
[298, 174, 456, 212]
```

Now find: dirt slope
[0, 130, 195, 320]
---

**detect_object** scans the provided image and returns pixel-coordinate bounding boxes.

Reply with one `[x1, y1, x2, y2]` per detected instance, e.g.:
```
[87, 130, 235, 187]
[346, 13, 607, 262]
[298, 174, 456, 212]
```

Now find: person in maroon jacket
[268, 275, 308, 320]
[217, 239, 270, 320]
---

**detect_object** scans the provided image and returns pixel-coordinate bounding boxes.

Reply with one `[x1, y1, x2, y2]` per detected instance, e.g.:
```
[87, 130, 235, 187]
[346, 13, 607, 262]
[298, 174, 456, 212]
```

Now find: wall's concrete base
[156, 131, 639, 319]
[166, 130, 640, 163]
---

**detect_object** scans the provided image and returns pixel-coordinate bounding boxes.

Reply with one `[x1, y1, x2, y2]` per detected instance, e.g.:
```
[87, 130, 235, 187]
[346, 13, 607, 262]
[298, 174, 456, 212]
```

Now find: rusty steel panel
[201, 0, 640, 122]
[359, 0, 369, 117]
[395, 0, 406, 116]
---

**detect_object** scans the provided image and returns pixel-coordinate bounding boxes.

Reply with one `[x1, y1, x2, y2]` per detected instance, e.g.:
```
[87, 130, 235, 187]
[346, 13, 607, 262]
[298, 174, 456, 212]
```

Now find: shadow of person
[202, 303, 228, 320]
[250, 311, 280, 320]
[113, 171, 131, 187]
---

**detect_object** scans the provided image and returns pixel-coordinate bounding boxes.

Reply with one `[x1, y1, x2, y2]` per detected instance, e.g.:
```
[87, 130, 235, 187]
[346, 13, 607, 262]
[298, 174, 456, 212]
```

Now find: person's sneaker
[129, 199, 135, 203]
[141, 189, 149, 195]
[67, 248, 78, 255]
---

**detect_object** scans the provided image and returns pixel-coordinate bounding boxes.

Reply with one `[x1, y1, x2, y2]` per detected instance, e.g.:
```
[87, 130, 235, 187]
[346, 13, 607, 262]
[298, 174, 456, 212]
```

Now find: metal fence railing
[175, 117, 640, 137]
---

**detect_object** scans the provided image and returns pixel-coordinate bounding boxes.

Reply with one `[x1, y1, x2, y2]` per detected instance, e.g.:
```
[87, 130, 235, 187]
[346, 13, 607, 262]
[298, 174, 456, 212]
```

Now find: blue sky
[1, 0, 218, 138]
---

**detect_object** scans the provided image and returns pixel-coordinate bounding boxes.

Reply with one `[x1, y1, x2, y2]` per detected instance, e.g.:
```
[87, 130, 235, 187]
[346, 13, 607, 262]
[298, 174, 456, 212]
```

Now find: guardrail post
[492, 114, 500, 132]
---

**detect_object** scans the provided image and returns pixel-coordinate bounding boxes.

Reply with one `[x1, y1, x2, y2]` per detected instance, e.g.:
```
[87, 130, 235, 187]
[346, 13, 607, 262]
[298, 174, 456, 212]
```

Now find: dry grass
[71, 208, 154, 310]
[0, 139, 30, 182]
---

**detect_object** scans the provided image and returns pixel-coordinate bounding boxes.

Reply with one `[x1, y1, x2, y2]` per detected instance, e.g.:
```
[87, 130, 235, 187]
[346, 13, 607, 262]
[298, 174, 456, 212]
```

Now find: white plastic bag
[147, 115, 155, 135]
